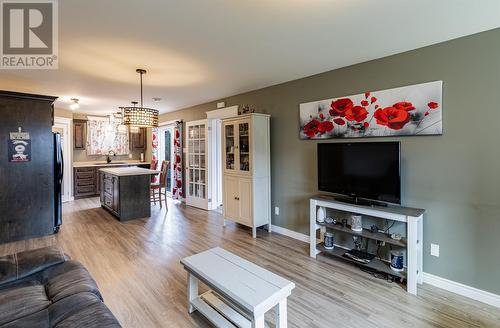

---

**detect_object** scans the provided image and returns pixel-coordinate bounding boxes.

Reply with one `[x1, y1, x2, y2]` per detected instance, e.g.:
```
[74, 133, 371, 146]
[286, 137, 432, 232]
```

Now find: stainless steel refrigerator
[54, 132, 63, 232]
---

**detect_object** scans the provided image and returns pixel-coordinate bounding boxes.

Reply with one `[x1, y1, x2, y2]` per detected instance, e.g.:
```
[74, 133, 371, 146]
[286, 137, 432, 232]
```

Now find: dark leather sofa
[0, 246, 121, 327]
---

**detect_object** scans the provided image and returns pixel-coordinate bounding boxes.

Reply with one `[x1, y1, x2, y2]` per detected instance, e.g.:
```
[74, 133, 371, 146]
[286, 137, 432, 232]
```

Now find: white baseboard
[270, 224, 500, 309]
[423, 272, 500, 308]
[270, 225, 309, 243]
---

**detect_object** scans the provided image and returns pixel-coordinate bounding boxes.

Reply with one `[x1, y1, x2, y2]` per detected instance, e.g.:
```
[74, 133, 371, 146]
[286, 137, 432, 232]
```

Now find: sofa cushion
[49, 292, 121, 328]
[0, 309, 49, 328]
[0, 247, 66, 286]
[0, 280, 50, 326]
[43, 261, 102, 302]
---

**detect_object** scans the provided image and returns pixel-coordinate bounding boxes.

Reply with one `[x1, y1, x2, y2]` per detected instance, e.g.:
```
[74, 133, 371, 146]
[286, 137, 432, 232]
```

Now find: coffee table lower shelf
[316, 243, 407, 280]
[191, 290, 273, 328]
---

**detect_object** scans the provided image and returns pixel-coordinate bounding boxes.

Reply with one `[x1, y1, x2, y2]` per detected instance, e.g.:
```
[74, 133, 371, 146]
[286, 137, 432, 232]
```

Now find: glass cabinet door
[225, 124, 236, 171]
[238, 122, 250, 172]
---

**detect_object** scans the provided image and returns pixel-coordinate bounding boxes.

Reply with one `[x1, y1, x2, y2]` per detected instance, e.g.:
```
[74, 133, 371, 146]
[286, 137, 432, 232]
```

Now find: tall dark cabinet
[0, 90, 58, 243]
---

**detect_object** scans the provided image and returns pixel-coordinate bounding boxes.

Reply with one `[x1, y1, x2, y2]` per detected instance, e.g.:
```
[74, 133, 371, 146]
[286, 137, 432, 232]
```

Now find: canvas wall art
[299, 81, 443, 139]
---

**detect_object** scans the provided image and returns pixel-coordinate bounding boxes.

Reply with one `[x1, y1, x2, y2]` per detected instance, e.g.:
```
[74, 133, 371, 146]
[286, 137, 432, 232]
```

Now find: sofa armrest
[0, 247, 66, 286]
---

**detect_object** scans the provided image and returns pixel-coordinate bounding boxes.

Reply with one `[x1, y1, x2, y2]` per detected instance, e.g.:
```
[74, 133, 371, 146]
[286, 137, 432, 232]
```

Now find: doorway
[157, 124, 175, 195]
[206, 105, 238, 212]
[52, 117, 72, 202]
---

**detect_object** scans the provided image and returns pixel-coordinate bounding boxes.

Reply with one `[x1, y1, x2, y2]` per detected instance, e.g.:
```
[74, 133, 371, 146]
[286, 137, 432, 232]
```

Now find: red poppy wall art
[299, 81, 442, 139]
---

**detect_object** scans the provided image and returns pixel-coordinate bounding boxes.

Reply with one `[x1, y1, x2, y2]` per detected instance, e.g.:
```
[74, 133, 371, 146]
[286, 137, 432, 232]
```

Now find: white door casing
[53, 117, 72, 202]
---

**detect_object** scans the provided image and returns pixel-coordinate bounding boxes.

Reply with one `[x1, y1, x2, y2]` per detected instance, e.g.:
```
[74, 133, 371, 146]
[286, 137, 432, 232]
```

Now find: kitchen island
[99, 167, 159, 221]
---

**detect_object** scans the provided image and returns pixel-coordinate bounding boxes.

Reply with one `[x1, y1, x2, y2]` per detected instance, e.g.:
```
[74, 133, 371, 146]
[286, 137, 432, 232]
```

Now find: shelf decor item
[316, 206, 326, 223]
[324, 232, 334, 250]
[351, 214, 363, 232]
[299, 80, 442, 139]
[390, 250, 404, 272]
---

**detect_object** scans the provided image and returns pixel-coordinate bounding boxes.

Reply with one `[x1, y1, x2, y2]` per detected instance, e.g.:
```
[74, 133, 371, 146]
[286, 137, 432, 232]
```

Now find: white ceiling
[1, 0, 499, 114]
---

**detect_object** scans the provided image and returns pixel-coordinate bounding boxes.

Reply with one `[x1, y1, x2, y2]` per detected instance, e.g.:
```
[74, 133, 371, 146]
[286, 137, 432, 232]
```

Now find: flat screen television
[317, 142, 401, 205]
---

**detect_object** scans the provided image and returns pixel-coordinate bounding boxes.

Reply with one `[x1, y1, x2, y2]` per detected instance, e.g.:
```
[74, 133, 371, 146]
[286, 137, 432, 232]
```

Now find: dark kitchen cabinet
[130, 128, 147, 150]
[100, 171, 151, 221]
[73, 120, 87, 150]
[74, 167, 96, 198]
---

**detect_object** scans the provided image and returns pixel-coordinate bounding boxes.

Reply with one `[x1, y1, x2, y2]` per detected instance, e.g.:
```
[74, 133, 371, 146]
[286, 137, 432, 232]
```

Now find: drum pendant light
[120, 69, 159, 128]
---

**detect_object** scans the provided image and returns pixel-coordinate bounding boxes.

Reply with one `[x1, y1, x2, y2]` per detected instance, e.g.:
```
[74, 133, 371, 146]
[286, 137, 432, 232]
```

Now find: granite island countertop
[99, 167, 159, 177]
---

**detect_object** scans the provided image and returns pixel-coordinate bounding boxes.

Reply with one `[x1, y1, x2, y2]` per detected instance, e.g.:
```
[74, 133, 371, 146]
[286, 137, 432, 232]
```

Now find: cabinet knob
[235, 196, 239, 200]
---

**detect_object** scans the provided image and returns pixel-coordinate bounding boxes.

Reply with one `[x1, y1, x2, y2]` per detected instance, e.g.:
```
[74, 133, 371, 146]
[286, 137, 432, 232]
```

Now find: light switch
[430, 243, 439, 257]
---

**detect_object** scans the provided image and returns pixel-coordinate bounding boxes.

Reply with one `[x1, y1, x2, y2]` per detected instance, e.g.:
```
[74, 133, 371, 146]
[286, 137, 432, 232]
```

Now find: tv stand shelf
[316, 243, 407, 280]
[310, 195, 424, 295]
[316, 221, 407, 247]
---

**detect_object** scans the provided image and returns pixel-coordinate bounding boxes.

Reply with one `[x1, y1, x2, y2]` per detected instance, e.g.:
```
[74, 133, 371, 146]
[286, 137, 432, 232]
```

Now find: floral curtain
[151, 127, 159, 183]
[172, 121, 183, 200]
[87, 119, 129, 155]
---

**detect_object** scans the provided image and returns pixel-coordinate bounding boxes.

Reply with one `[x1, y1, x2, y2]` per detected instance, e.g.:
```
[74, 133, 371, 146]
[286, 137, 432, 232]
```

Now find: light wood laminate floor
[0, 198, 498, 328]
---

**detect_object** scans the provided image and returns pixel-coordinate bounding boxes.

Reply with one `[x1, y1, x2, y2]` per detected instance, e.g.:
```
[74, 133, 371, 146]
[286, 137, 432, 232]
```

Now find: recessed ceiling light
[70, 98, 79, 110]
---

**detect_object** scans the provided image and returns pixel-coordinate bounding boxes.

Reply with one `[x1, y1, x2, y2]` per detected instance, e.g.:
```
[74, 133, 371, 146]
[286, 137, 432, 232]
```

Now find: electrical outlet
[430, 243, 440, 257]
[274, 207, 280, 216]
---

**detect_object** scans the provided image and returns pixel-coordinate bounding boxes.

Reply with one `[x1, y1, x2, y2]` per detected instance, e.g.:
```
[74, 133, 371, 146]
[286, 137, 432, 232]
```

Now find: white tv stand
[309, 195, 424, 295]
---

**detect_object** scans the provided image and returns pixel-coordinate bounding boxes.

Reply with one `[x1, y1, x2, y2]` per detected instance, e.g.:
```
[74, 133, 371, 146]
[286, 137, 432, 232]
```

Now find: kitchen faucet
[106, 150, 116, 164]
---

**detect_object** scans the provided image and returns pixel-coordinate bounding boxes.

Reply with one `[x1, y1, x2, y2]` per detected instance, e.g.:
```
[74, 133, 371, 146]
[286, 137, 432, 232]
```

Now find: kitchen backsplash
[73, 149, 144, 162]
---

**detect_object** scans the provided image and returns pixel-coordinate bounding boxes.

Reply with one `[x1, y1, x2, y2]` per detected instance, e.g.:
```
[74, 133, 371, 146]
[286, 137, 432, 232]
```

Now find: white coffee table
[181, 247, 295, 328]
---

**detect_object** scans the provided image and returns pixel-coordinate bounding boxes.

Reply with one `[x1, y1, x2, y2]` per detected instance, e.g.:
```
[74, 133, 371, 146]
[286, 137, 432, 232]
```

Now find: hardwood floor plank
[0, 198, 498, 328]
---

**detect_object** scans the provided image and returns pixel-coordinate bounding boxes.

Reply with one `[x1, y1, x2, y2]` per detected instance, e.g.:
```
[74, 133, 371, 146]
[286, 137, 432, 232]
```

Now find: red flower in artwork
[319, 113, 324, 120]
[361, 100, 369, 106]
[317, 121, 334, 134]
[374, 107, 411, 130]
[303, 119, 320, 137]
[363, 122, 369, 128]
[175, 130, 180, 138]
[424, 112, 429, 116]
[375, 104, 379, 109]
[175, 154, 181, 163]
[345, 106, 369, 122]
[370, 96, 377, 104]
[329, 98, 353, 117]
[364, 92, 370, 99]
[176, 180, 182, 188]
[428, 102, 439, 109]
[333, 118, 346, 125]
[393, 101, 415, 111]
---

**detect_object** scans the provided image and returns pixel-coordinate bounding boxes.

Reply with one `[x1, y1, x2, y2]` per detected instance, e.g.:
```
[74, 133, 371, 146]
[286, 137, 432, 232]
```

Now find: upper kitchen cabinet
[73, 119, 87, 149]
[130, 127, 147, 150]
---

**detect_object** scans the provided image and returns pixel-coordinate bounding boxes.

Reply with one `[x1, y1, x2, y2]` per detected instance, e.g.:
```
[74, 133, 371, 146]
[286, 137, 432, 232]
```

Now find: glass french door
[186, 120, 209, 209]
[157, 125, 175, 194]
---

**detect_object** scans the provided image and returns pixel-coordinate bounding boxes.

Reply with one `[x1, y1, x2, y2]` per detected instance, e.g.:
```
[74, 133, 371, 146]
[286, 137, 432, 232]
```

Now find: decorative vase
[390, 251, 404, 272]
[317, 206, 326, 223]
[351, 214, 363, 232]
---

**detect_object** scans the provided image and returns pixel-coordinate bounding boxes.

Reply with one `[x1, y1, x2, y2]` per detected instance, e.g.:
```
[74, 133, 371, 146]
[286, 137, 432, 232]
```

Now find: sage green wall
[160, 29, 500, 294]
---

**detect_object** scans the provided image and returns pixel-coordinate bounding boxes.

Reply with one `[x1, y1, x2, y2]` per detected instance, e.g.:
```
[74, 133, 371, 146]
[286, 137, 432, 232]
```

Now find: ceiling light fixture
[70, 98, 79, 110]
[120, 69, 159, 128]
